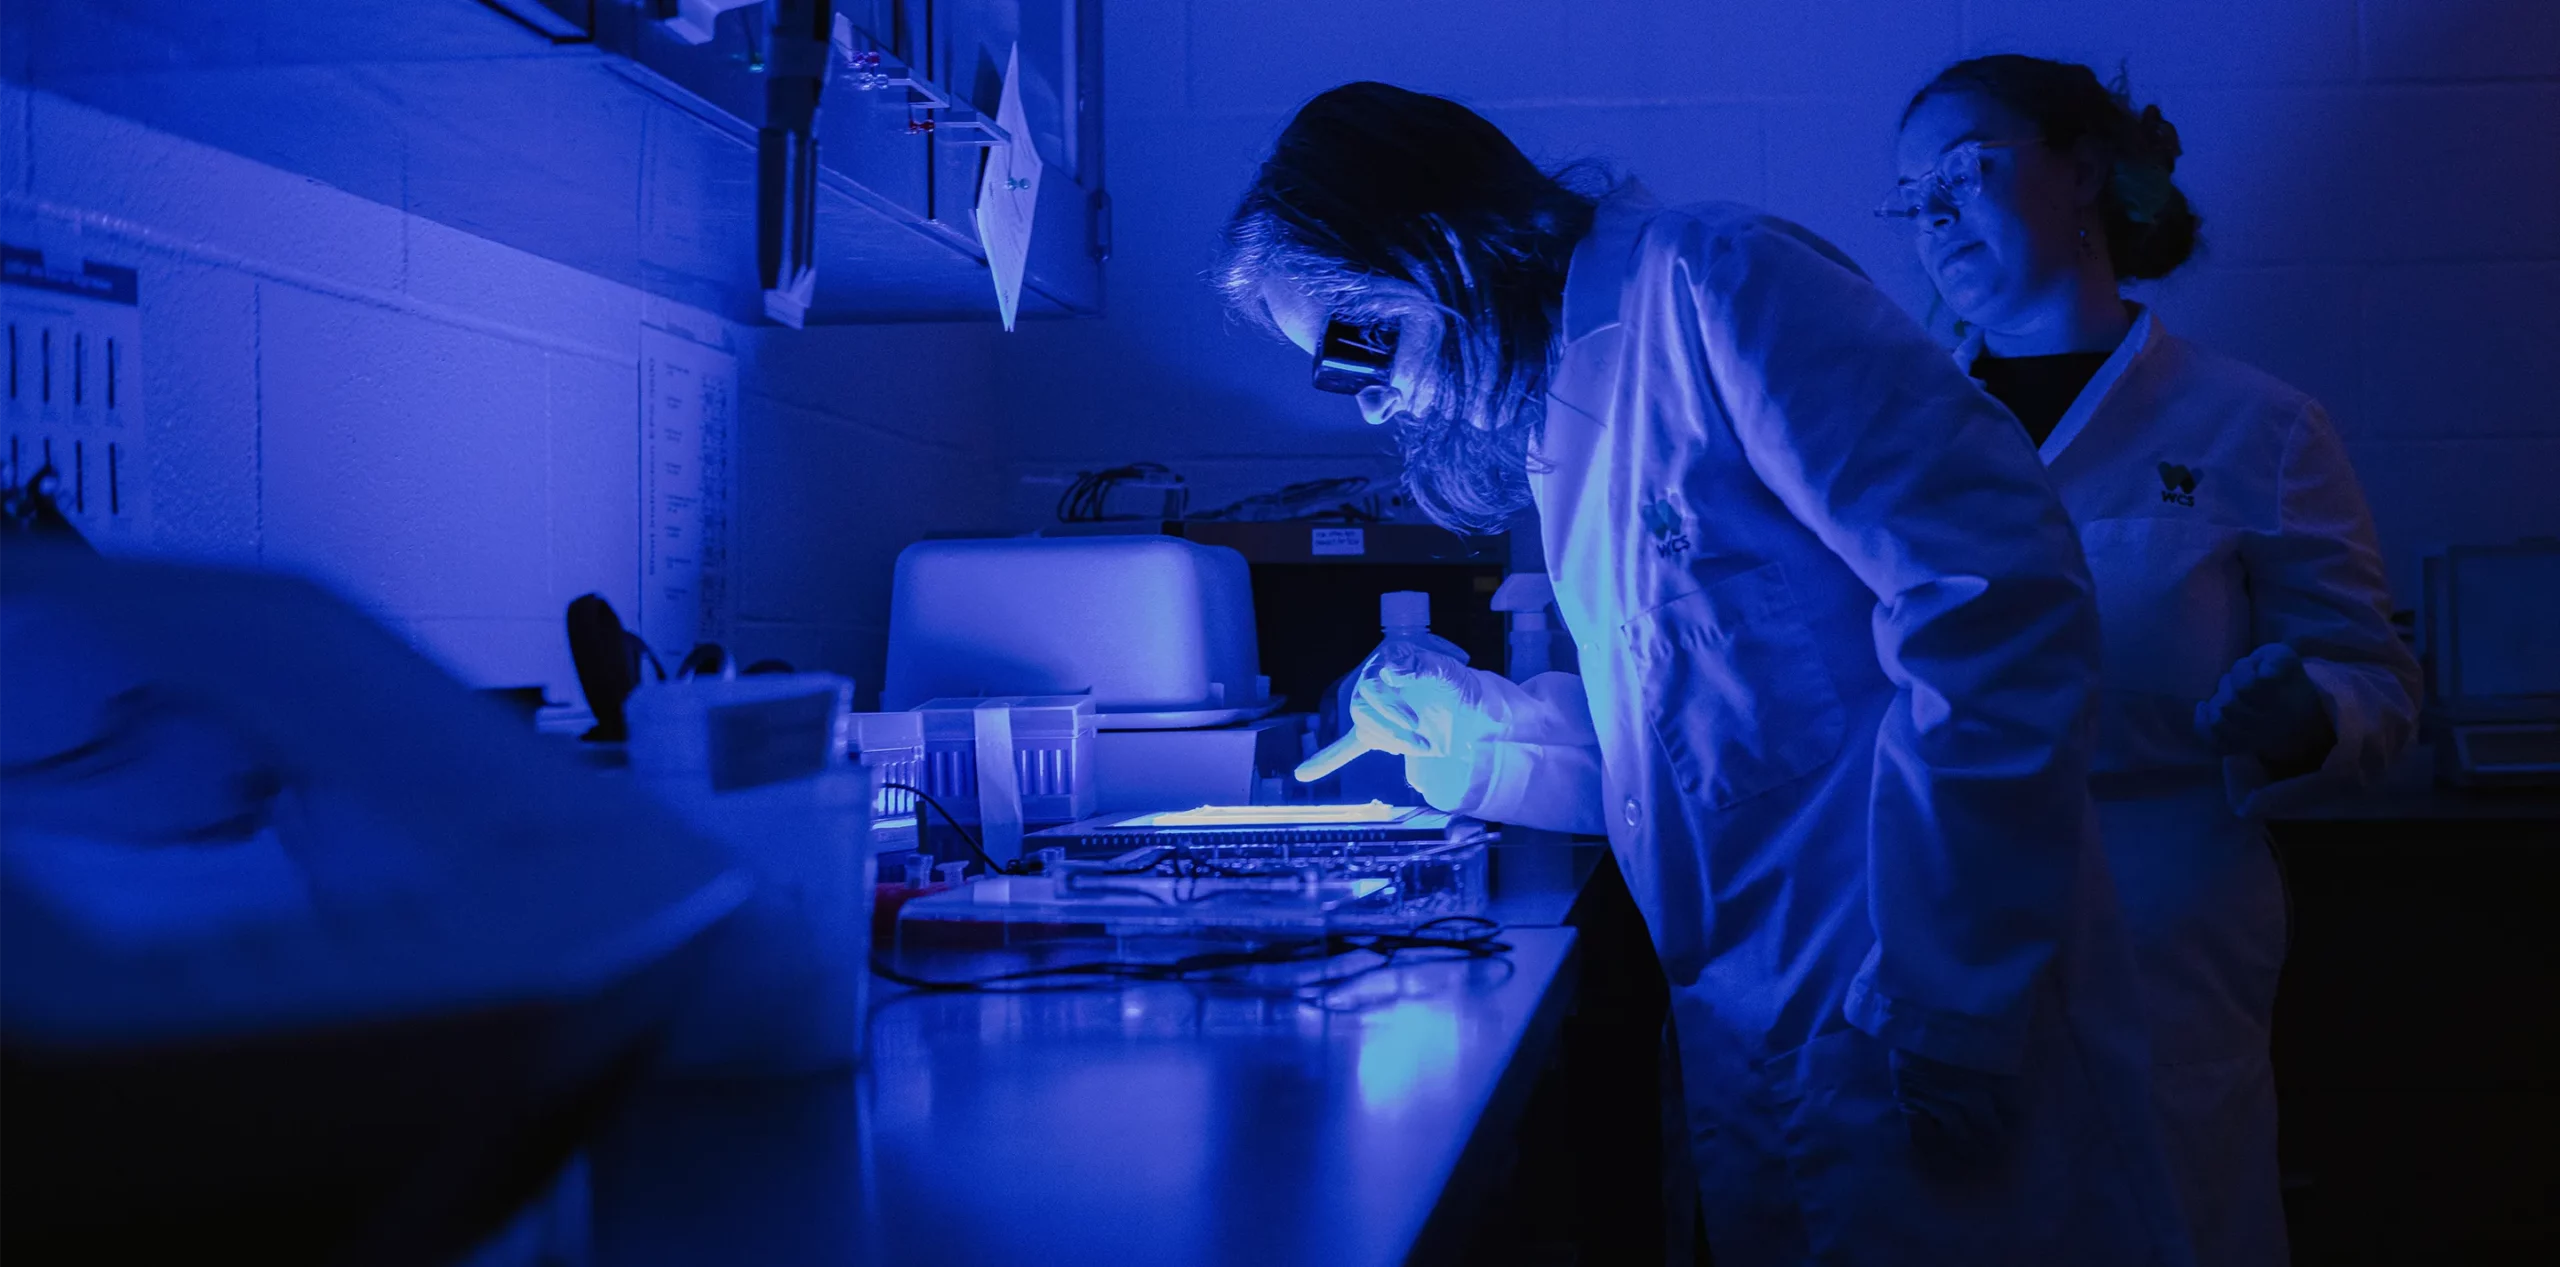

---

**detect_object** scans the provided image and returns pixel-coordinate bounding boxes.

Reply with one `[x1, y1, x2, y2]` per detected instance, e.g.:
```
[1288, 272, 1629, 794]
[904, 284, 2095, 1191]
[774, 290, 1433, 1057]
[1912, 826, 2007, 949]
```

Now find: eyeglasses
[1311, 317, 1399, 395]
[1875, 139, 2037, 220]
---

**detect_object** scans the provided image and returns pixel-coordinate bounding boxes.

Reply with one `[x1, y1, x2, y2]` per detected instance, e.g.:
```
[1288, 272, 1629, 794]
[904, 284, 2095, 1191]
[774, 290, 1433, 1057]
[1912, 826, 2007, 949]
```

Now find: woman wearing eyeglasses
[1888, 56, 2420, 1267]
[1222, 82, 2191, 1265]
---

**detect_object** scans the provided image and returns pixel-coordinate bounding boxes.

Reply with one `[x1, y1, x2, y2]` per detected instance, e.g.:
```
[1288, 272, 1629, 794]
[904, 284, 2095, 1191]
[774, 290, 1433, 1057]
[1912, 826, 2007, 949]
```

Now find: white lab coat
[1422, 188, 2193, 1265]
[1957, 310, 2420, 1267]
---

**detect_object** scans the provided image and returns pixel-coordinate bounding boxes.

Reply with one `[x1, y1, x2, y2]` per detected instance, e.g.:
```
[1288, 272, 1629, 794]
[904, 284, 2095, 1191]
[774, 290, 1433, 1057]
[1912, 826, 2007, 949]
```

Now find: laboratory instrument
[850, 710, 926, 816]
[846, 695, 1099, 867]
[912, 695, 1098, 830]
[2423, 540, 2560, 785]
[1093, 714, 1309, 812]
[882, 535, 1272, 727]
[891, 803, 1489, 972]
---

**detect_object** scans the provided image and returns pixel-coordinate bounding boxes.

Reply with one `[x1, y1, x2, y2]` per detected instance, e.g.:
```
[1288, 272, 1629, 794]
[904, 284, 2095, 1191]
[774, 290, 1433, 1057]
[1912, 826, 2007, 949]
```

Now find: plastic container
[625, 675, 873, 1077]
[911, 695, 1098, 830]
[1328, 591, 1470, 803]
[1490, 572, 1566, 682]
[849, 711, 925, 817]
[1371, 590, 1472, 665]
[626, 674, 852, 789]
[882, 536, 1269, 726]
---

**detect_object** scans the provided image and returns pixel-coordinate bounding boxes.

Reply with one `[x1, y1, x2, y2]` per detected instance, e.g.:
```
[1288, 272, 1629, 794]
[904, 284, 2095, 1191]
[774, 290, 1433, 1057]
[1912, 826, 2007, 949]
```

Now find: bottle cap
[1381, 590, 1430, 628]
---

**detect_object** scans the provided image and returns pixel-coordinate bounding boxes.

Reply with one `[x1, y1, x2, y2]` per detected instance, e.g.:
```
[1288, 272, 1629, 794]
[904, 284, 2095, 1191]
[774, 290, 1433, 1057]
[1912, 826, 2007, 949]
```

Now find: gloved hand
[2195, 642, 2335, 770]
[1295, 642, 1501, 784]
[1890, 1047, 2021, 1171]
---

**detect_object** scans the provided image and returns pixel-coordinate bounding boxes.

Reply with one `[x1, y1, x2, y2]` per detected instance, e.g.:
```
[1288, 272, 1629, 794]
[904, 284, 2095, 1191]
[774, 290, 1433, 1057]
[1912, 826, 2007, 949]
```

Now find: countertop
[584, 847, 1594, 1267]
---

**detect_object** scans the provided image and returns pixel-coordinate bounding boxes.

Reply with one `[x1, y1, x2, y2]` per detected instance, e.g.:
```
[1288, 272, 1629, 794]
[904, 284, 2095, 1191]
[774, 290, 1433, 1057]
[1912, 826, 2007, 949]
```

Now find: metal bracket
[757, 121, 820, 328]
[718, 5, 827, 326]
[830, 14, 1011, 148]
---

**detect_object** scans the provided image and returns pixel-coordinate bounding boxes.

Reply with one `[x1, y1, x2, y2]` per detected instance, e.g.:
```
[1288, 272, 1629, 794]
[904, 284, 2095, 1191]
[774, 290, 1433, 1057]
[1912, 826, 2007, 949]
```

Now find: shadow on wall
[1946, 0, 2560, 607]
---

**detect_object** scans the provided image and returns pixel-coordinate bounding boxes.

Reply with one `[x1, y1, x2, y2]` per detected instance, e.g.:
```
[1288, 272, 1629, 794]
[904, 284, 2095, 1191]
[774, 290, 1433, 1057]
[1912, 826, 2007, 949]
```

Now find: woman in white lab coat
[1887, 56, 2422, 1267]
[1219, 82, 2191, 1265]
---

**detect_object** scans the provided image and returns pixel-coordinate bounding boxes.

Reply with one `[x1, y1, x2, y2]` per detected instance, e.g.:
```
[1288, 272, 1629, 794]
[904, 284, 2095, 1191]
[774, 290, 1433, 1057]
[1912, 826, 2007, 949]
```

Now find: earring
[2078, 225, 2096, 258]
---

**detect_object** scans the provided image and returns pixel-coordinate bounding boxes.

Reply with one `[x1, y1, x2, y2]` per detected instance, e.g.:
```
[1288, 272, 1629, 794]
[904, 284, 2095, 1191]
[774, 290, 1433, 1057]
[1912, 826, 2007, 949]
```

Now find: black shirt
[1973, 350, 2113, 448]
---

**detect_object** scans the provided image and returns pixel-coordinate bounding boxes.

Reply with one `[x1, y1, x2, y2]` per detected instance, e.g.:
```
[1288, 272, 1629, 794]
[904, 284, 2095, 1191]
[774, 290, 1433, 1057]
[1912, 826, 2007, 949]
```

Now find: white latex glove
[2195, 642, 2336, 772]
[1296, 643, 1501, 786]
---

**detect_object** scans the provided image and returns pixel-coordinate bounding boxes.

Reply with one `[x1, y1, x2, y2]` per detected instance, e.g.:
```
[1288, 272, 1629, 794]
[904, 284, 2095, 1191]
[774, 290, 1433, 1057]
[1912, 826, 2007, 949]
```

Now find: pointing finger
[1295, 730, 1372, 782]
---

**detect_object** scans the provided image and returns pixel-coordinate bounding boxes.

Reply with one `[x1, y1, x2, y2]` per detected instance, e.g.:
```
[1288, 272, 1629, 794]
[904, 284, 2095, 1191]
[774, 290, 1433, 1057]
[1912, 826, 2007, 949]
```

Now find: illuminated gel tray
[1029, 801, 1481, 847]
[1033, 802, 1490, 926]
[892, 806, 1489, 970]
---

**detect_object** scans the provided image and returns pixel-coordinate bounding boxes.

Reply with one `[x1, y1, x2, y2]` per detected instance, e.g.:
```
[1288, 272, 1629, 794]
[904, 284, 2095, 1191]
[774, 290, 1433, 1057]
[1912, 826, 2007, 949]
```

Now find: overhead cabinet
[2, 1, 1106, 324]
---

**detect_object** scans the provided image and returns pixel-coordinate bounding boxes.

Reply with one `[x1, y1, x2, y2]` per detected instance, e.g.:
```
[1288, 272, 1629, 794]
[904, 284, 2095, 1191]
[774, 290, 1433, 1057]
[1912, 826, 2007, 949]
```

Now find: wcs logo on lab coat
[2157, 462, 2201, 507]
[1641, 497, 1692, 558]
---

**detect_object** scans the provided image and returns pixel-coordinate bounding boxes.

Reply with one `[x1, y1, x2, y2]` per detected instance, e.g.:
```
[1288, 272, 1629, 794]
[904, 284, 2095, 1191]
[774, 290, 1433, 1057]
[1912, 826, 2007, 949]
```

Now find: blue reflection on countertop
[1356, 998, 1463, 1113]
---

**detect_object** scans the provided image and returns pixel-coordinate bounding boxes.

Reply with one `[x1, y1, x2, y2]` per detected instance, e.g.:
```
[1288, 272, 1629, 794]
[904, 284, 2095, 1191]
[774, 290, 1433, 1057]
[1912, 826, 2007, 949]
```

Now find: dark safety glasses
[1311, 317, 1398, 394]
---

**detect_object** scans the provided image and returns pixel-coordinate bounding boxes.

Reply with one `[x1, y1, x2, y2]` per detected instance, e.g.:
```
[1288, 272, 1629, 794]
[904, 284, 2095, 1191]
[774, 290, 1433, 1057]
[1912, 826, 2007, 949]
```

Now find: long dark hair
[1905, 55, 2202, 280]
[1213, 83, 1598, 532]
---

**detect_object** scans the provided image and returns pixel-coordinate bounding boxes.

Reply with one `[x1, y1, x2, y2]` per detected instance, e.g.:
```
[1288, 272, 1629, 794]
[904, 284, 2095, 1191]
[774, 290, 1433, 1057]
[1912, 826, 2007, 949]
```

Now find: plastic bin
[626, 676, 872, 1077]
[911, 695, 1098, 827]
[849, 711, 925, 817]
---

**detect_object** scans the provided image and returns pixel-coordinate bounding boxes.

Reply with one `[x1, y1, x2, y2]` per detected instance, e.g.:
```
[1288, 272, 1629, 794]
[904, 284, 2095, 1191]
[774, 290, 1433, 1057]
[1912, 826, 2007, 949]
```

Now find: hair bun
[2137, 102, 2183, 167]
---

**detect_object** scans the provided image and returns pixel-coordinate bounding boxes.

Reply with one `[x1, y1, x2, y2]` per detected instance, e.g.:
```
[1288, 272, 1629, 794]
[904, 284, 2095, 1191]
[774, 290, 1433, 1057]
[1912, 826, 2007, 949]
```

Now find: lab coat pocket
[1766, 1021, 2140, 1265]
[1762, 1026, 2043, 1263]
[2078, 516, 2245, 700]
[1624, 563, 1844, 810]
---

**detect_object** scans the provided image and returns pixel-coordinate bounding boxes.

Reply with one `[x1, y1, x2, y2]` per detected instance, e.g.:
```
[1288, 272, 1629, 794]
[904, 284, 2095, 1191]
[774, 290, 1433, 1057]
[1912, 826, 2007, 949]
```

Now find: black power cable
[1055, 462, 1187, 523]
[878, 780, 1017, 877]
[871, 915, 1513, 1007]
[1188, 475, 1388, 523]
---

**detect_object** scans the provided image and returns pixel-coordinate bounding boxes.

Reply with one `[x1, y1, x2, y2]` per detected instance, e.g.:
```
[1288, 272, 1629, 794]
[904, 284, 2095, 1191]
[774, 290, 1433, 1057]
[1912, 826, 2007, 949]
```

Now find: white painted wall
[6, 0, 2546, 706]
[1, 85, 1001, 705]
[996, 0, 2560, 601]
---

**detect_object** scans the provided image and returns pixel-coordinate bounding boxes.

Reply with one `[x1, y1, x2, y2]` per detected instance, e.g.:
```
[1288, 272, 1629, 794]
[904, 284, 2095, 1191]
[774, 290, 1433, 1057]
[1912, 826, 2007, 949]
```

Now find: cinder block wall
[1, 86, 1001, 703]
[996, 0, 2559, 602]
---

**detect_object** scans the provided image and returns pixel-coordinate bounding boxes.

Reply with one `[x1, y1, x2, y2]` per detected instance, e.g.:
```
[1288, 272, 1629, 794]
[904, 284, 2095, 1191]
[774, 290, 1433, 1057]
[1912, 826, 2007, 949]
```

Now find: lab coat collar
[1956, 304, 2162, 465]
[1562, 181, 1659, 344]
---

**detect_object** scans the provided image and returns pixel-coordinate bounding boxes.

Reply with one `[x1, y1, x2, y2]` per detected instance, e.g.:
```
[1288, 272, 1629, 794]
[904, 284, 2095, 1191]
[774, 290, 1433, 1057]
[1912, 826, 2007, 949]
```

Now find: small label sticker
[1310, 528, 1366, 557]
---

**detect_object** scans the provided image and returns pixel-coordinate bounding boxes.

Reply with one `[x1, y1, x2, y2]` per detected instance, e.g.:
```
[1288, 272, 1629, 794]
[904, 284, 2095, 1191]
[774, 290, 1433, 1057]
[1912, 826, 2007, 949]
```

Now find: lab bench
[2264, 766, 2559, 1265]
[546, 766, 2560, 1266]
[580, 839, 1664, 1267]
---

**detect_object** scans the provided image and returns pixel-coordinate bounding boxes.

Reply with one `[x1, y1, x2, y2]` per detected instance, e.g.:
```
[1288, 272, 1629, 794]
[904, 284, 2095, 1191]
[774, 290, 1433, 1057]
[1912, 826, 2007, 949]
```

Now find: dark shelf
[1, 0, 1104, 325]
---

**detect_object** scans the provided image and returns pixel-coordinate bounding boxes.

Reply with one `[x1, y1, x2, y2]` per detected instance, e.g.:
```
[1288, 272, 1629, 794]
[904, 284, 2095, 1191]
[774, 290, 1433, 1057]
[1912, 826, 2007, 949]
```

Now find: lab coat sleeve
[2225, 401, 2421, 817]
[1406, 671, 1609, 835]
[1684, 217, 2103, 1076]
